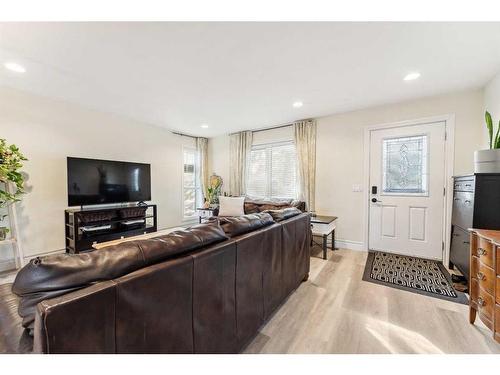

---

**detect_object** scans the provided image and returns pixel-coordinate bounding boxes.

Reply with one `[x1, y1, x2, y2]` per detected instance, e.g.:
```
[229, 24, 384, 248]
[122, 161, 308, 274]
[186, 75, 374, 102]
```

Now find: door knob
[371, 198, 382, 203]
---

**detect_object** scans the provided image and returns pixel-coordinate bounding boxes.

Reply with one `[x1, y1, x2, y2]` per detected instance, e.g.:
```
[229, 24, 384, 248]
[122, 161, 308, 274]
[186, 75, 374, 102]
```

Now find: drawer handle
[477, 297, 485, 307]
[454, 198, 460, 201]
[463, 241, 470, 245]
[477, 272, 485, 281]
[464, 200, 471, 204]
[477, 248, 487, 256]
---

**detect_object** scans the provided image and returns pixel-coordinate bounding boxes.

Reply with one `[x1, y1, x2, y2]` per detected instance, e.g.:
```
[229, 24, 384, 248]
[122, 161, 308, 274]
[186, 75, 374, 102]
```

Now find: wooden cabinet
[469, 229, 500, 343]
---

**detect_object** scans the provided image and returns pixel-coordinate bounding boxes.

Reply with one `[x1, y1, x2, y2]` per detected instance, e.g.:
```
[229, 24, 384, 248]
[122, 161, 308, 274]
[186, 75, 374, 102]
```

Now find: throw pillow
[218, 196, 245, 216]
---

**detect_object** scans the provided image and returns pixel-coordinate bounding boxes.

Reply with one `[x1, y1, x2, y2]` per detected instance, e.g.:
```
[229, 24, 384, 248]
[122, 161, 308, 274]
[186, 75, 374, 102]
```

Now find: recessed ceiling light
[200, 124, 209, 129]
[4, 62, 26, 73]
[293, 101, 303, 108]
[403, 72, 420, 81]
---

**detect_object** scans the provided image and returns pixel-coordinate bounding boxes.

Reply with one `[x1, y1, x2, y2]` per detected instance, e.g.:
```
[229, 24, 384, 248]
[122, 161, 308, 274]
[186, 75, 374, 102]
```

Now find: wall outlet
[352, 184, 362, 192]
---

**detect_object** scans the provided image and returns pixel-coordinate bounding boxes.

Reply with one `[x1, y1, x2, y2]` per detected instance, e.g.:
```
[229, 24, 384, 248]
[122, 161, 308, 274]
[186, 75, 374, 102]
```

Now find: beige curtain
[229, 131, 253, 196]
[294, 119, 316, 212]
[196, 137, 209, 201]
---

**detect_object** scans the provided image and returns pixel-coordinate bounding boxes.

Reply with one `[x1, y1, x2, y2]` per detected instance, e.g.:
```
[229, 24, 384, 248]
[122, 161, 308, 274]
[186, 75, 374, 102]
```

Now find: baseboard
[335, 239, 365, 251]
[311, 234, 365, 251]
[23, 249, 65, 264]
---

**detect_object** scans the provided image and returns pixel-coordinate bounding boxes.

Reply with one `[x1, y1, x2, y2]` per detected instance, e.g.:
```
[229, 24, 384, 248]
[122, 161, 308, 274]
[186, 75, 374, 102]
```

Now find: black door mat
[362, 251, 469, 305]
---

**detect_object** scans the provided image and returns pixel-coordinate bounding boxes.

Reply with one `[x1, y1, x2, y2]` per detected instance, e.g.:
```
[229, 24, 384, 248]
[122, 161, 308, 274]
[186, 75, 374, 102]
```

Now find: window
[183, 148, 201, 218]
[246, 141, 297, 199]
[382, 135, 428, 195]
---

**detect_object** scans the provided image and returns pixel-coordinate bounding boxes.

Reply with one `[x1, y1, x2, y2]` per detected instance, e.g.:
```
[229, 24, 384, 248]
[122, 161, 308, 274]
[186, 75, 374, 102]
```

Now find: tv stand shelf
[65, 204, 157, 253]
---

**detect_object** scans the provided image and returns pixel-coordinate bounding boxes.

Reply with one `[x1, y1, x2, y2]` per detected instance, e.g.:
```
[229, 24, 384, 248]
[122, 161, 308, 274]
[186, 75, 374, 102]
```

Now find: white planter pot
[474, 149, 500, 173]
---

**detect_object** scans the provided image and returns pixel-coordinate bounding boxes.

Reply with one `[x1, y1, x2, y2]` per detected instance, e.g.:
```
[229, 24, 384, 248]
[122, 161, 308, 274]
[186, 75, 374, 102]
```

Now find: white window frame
[246, 140, 297, 200]
[182, 146, 201, 221]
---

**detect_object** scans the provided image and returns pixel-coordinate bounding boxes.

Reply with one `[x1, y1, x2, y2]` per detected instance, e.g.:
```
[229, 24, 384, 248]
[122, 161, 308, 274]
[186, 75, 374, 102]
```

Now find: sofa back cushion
[263, 207, 302, 222]
[243, 198, 306, 214]
[137, 222, 228, 265]
[218, 212, 274, 237]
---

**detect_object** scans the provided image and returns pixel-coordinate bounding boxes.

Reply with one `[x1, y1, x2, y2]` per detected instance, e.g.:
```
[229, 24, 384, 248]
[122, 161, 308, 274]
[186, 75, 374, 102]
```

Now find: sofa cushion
[137, 222, 228, 265]
[243, 202, 260, 214]
[242, 198, 306, 214]
[218, 213, 274, 237]
[263, 207, 302, 222]
[12, 221, 228, 331]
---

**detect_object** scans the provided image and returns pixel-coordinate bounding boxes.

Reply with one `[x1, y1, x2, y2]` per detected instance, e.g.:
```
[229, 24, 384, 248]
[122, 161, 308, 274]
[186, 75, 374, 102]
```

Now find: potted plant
[475, 111, 500, 173]
[0, 139, 28, 240]
[206, 174, 223, 208]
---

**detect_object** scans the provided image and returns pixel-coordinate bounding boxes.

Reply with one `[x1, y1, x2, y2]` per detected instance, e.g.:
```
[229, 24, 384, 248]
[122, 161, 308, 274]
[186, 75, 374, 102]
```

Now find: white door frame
[362, 114, 455, 265]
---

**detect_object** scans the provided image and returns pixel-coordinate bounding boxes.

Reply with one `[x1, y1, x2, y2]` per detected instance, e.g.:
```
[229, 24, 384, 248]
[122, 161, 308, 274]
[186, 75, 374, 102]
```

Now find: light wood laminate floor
[244, 248, 500, 354]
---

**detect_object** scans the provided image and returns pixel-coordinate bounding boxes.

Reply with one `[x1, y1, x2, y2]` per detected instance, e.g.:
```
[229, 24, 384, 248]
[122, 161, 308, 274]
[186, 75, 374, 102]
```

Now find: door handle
[371, 198, 382, 203]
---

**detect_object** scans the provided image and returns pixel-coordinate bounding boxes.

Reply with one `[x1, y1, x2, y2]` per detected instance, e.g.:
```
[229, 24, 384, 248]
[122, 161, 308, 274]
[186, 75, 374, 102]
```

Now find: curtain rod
[228, 118, 313, 136]
[172, 131, 208, 140]
[228, 122, 291, 136]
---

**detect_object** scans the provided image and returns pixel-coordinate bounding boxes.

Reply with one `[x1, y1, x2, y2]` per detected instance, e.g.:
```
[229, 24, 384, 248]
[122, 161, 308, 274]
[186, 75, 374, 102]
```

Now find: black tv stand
[65, 204, 157, 253]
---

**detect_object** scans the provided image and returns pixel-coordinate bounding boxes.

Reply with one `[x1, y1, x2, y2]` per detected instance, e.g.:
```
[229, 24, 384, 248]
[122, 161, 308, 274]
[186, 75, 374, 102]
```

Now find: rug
[362, 251, 468, 305]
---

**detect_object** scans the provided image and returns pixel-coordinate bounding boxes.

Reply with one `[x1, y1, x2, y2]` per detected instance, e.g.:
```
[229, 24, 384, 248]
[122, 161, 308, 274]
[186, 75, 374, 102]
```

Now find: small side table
[196, 207, 218, 223]
[311, 215, 338, 260]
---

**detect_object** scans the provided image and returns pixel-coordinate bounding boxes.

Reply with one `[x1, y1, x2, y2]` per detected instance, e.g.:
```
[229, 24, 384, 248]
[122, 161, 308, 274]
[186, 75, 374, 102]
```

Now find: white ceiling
[1, 22, 500, 137]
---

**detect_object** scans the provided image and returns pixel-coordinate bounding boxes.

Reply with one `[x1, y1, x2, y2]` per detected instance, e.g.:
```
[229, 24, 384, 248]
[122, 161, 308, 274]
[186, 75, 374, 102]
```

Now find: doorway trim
[362, 114, 455, 266]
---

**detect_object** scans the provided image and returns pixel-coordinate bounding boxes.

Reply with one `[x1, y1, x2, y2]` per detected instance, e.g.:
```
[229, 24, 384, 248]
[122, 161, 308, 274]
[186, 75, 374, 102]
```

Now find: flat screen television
[67, 157, 151, 206]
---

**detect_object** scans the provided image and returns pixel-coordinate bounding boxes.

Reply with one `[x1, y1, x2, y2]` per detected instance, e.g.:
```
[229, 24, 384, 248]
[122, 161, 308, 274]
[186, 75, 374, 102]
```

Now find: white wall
[209, 89, 485, 247]
[0, 86, 195, 267]
[207, 134, 230, 195]
[484, 71, 500, 147]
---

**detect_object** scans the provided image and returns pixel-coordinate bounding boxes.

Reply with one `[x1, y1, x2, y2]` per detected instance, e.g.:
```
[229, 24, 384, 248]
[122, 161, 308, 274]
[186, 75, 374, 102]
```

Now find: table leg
[323, 234, 327, 260]
[332, 229, 337, 250]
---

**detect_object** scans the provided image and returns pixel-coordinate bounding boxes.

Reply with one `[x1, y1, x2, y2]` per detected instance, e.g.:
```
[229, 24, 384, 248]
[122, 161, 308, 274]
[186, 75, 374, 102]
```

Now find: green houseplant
[474, 112, 500, 173]
[485, 111, 500, 149]
[0, 139, 28, 240]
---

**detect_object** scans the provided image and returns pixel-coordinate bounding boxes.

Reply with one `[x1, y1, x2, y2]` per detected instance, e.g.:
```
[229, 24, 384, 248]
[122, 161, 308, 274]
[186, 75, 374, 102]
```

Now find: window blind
[246, 141, 297, 199]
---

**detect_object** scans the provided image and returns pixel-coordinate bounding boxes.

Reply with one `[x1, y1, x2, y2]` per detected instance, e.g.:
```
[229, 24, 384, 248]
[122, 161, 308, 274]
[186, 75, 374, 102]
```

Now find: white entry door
[368, 121, 446, 260]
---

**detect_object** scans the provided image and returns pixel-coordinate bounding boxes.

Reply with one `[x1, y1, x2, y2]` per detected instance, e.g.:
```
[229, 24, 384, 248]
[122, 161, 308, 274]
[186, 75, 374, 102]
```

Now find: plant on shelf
[485, 111, 500, 149]
[0, 139, 28, 240]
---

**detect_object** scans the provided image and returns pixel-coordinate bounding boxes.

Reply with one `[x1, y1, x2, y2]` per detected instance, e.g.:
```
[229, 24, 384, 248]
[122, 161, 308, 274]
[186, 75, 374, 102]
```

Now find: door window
[382, 134, 428, 195]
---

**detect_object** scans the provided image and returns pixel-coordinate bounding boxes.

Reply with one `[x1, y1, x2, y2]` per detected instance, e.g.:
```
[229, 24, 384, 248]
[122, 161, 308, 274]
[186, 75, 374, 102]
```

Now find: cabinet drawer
[478, 288, 494, 322]
[477, 263, 495, 295]
[476, 238, 494, 268]
[453, 178, 474, 192]
[497, 246, 500, 271]
[451, 191, 474, 229]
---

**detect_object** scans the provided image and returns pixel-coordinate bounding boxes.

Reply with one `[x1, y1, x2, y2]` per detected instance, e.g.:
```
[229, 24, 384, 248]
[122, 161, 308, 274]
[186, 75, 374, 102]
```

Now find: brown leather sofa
[4, 210, 310, 354]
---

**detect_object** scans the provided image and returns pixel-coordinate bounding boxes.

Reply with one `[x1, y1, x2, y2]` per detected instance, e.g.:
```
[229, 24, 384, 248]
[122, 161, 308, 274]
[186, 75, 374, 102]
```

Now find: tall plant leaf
[495, 120, 500, 149]
[486, 111, 493, 149]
